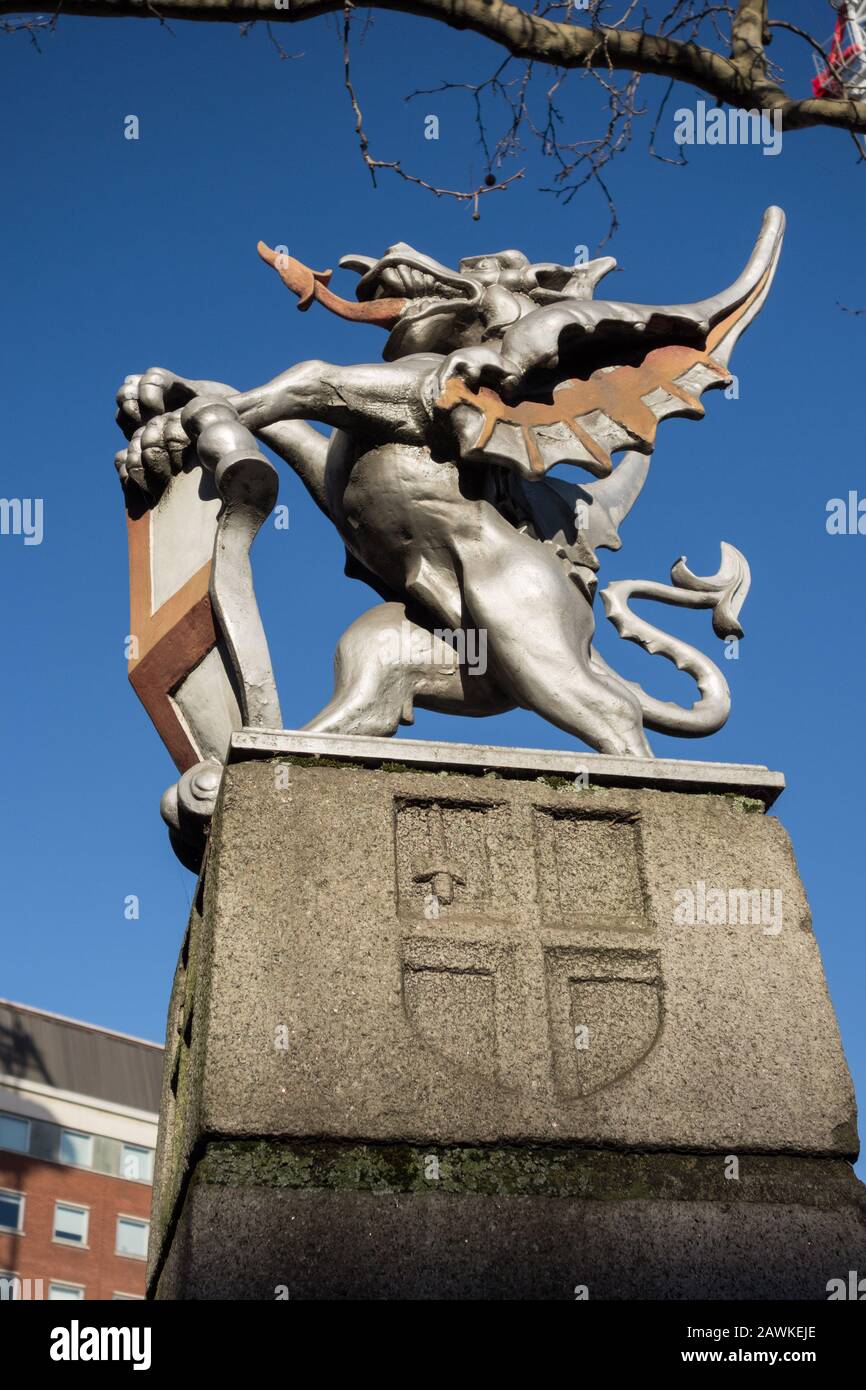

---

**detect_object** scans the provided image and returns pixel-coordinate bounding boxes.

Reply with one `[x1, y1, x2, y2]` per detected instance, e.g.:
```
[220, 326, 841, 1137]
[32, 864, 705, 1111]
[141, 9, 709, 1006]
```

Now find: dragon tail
[594, 543, 750, 738]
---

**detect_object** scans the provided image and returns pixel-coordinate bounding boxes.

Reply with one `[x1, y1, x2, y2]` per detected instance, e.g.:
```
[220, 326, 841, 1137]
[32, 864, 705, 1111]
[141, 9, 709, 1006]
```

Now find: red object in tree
[812, 6, 861, 98]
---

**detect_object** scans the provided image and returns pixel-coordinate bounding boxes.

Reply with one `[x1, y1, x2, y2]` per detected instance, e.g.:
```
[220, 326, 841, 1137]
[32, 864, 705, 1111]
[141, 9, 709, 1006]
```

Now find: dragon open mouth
[258, 240, 479, 338]
[340, 246, 482, 358]
[344, 245, 480, 313]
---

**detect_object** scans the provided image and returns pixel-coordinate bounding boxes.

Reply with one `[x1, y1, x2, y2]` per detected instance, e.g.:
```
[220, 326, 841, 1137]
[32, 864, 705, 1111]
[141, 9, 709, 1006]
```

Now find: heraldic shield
[123, 397, 282, 869]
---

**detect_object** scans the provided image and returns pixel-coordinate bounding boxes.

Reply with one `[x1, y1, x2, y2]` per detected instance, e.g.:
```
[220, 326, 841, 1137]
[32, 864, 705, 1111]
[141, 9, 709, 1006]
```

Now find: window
[53, 1202, 88, 1246]
[59, 1130, 93, 1169]
[0, 1113, 30, 1154]
[120, 1144, 154, 1183]
[48, 1282, 84, 1300]
[0, 1191, 23, 1233]
[112, 1292, 144, 1300]
[116, 1216, 149, 1259]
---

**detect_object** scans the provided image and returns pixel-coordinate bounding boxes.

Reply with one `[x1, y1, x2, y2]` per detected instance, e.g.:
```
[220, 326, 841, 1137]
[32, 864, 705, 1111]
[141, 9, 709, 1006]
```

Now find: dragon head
[258, 239, 617, 360]
[343, 243, 619, 359]
[340, 242, 484, 358]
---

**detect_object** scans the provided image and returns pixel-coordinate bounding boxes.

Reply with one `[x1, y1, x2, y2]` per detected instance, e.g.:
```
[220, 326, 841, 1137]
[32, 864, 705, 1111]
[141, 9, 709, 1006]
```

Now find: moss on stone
[723, 794, 765, 814]
[262, 754, 613, 795]
[534, 774, 593, 792]
[192, 1138, 866, 1210]
[260, 756, 772, 813]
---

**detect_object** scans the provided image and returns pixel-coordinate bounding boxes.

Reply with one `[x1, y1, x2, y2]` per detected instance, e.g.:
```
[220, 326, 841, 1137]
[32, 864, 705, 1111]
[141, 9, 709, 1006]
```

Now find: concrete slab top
[228, 729, 785, 807]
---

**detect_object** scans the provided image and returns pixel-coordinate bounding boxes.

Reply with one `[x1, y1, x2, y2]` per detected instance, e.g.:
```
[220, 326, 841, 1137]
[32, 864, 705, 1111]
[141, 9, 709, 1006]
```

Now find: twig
[342, 3, 524, 216]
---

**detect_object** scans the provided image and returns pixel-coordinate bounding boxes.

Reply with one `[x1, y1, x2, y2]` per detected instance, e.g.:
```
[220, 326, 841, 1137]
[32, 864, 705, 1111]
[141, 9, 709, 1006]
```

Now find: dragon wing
[444, 206, 785, 482]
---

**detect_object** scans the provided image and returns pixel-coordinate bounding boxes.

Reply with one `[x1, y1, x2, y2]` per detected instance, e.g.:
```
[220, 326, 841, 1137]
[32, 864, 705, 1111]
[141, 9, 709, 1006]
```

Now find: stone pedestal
[147, 733, 866, 1299]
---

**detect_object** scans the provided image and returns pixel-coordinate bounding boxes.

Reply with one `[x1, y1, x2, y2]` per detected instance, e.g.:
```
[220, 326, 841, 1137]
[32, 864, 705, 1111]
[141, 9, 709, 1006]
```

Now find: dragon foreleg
[594, 542, 750, 738]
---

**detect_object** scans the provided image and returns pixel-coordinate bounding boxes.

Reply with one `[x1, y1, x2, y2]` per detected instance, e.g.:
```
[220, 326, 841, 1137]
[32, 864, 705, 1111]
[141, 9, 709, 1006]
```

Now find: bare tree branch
[0, 0, 863, 135]
[767, 18, 834, 71]
[342, 2, 524, 215]
[6, 1, 865, 230]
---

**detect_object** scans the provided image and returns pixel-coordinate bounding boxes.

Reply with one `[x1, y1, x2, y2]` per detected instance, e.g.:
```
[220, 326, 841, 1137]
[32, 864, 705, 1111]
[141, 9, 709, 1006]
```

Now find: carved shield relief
[396, 796, 663, 1100]
[545, 946, 663, 1098]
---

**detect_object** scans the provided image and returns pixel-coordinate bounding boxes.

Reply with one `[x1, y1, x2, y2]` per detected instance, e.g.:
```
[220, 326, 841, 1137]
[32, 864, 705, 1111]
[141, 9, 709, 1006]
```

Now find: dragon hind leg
[304, 602, 513, 738]
[453, 522, 653, 757]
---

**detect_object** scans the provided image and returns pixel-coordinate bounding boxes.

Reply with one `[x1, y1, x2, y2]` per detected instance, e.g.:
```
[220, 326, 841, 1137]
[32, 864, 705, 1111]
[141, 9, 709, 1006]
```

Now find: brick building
[0, 999, 163, 1300]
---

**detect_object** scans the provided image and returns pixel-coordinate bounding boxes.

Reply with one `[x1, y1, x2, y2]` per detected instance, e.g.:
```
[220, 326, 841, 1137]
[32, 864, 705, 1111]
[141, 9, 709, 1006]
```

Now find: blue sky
[1, 4, 864, 1168]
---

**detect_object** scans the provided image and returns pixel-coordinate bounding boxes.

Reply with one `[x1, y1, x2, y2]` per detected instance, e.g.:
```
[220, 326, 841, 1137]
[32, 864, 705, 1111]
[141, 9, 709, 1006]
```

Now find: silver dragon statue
[114, 207, 784, 863]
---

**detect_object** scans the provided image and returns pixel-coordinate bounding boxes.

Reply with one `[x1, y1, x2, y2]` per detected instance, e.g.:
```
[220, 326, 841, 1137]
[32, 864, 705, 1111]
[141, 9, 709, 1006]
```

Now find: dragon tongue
[257, 241, 405, 327]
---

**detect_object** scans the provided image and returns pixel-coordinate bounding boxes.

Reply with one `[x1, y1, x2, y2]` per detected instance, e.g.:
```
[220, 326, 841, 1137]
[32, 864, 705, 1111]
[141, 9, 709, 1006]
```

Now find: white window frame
[120, 1143, 154, 1184]
[0, 1188, 24, 1234]
[52, 1200, 90, 1248]
[0, 1112, 31, 1155]
[115, 1213, 150, 1260]
[59, 1128, 94, 1170]
[48, 1280, 85, 1301]
[112, 1291, 144, 1300]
